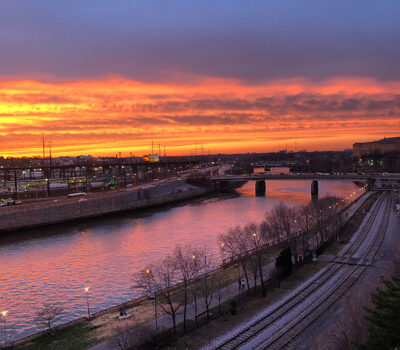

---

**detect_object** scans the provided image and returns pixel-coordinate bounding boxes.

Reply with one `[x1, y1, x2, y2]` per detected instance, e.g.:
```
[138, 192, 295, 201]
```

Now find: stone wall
[0, 182, 212, 232]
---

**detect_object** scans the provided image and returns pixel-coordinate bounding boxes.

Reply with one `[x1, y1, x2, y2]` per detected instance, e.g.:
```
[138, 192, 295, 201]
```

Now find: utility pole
[42, 133, 46, 162]
[14, 169, 18, 199]
[47, 140, 52, 197]
[49, 140, 52, 179]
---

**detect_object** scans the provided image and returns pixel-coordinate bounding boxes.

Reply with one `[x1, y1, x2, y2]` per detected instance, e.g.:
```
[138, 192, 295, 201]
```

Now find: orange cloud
[1, 76, 399, 157]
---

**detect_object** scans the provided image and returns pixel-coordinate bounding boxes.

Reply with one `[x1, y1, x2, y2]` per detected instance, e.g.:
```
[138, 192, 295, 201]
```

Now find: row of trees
[134, 245, 224, 335]
[134, 195, 346, 337]
[219, 196, 345, 294]
[25, 195, 348, 347]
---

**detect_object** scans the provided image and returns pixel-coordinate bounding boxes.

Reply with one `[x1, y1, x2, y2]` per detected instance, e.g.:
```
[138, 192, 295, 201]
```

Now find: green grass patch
[17, 323, 104, 350]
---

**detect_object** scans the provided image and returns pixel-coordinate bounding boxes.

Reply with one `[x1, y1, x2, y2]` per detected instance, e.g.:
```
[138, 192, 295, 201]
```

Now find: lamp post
[84, 287, 91, 317]
[237, 258, 241, 303]
[306, 215, 311, 251]
[146, 269, 157, 336]
[1, 310, 8, 345]
[192, 255, 198, 327]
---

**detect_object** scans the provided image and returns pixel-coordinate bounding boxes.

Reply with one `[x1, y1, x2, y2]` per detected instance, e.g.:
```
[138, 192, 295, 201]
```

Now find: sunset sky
[1, 0, 400, 157]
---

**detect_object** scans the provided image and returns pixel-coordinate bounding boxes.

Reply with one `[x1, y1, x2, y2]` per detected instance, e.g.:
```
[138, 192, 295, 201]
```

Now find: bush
[275, 247, 293, 269]
[275, 248, 293, 280]
[229, 300, 237, 315]
[109, 323, 152, 350]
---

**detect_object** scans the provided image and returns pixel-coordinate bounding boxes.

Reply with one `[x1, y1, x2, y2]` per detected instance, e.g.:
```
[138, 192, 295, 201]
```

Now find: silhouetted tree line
[219, 196, 344, 294]
[356, 275, 400, 350]
[129, 195, 345, 347]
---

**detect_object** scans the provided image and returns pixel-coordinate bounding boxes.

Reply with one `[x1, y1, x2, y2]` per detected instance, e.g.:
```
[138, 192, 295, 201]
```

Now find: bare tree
[110, 323, 152, 350]
[197, 246, 219, 320]
[242, 222, 262, 294]
[173, 244, 197, 333]
[267, 204, 300, 263]
[327, 292, 370, 350]
[34, 303, 64, 334]
[219, 226, 251, 291]
[134, 255, 181, 335]
[252, 221, 270, 294]
[293, 205, 312, 259]
[214, 272, 227, 315]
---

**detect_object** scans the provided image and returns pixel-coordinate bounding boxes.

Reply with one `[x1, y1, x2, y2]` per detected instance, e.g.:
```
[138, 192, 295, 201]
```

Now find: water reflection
[0, 180, 362, 340]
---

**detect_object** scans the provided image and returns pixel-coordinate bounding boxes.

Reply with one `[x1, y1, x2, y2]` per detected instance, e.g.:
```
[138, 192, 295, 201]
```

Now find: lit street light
[1, 310, 8, 345]
[192, 255, 198, 327]
[84, 287, 91, 317]
[146, 269, 157, 335]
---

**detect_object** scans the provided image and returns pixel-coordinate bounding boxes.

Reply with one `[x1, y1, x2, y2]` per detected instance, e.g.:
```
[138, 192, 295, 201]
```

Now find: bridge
[210, 173, 400, 196]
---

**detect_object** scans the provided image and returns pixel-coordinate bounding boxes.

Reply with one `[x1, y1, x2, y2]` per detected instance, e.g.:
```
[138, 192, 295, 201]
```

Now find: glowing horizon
[1, 75, 399, 158]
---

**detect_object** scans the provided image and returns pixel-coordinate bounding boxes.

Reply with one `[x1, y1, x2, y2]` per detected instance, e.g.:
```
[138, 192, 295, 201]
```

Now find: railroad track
[212, 193, 389, 350]
[259, 196, 390, 350]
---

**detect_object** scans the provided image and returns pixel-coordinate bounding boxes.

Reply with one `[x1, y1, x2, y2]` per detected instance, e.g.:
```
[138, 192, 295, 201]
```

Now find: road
[0, 176, 185, 214]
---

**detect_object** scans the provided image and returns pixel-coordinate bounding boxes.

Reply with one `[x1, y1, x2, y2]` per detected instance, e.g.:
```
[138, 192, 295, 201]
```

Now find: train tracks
[212, 193, 390, 350]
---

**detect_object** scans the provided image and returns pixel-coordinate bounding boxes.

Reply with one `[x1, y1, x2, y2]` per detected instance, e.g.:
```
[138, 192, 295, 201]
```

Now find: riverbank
[0, 180, 217, 233]
[5, 189, 372, 350]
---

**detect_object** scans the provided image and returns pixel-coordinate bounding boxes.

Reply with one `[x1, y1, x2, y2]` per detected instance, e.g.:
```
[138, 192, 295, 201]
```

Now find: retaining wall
[0, 182, 212, 233]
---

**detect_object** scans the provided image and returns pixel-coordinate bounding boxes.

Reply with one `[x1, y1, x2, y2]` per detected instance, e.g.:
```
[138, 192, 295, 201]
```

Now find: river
[0, 179, 363, 341]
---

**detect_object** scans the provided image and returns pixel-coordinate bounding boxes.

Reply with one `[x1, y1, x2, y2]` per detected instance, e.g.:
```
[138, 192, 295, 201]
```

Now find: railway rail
[212, 193, 390, 350]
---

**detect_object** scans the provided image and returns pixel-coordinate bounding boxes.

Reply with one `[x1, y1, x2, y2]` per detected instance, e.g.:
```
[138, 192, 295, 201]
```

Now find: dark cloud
[1, 1, 399, 82]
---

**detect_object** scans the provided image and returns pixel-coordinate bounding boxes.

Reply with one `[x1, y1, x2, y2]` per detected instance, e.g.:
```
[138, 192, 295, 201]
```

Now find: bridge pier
[311, 180, 318, 196]
[255, 180, 266, 196]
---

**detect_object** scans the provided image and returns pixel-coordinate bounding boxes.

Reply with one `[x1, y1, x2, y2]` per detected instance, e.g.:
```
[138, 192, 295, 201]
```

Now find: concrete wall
[0, 182, 212, 233]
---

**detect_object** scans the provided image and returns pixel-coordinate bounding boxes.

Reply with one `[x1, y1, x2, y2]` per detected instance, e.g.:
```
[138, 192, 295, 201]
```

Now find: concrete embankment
[0, 181, 214, 233]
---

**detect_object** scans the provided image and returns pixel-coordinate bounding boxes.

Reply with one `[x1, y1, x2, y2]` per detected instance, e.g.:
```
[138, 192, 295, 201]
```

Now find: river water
[0, 179, 363, 341]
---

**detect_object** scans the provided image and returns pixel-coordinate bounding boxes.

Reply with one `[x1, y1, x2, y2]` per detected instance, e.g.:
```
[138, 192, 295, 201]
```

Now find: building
[353, 137, 400, 156]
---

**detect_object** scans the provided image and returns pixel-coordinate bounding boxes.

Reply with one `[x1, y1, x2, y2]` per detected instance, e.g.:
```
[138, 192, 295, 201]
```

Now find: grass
[16, 323, 104, 350]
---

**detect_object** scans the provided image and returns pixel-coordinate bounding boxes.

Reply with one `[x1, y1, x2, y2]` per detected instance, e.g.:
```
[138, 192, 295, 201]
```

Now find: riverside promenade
[89, 191, 373, 350]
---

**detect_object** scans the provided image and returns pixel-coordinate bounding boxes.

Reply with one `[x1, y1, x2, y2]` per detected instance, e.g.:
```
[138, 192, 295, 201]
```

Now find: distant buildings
[353, 137, 400, 156]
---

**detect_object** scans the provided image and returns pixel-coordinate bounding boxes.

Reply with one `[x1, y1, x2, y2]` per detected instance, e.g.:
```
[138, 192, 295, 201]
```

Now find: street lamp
[306, 215, 312, 251]
[84, 287, 91, 317]
[1, 310, 8, 345]
[146, 269, 157, 335]
[192, 255, 198, 327]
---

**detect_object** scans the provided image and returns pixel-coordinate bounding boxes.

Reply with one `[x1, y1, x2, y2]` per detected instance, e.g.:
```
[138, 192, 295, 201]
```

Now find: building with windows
[353, 137, 400, 156]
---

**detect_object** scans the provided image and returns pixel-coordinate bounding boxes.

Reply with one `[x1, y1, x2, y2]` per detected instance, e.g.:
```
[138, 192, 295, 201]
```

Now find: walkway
[90, 261, 277, 350]
[90, 192, 373, 350]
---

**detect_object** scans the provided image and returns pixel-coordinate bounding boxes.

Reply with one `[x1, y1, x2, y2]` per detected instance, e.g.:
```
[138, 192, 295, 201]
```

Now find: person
[241, 279, 245, 290]
[123, 310, 127, 317]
